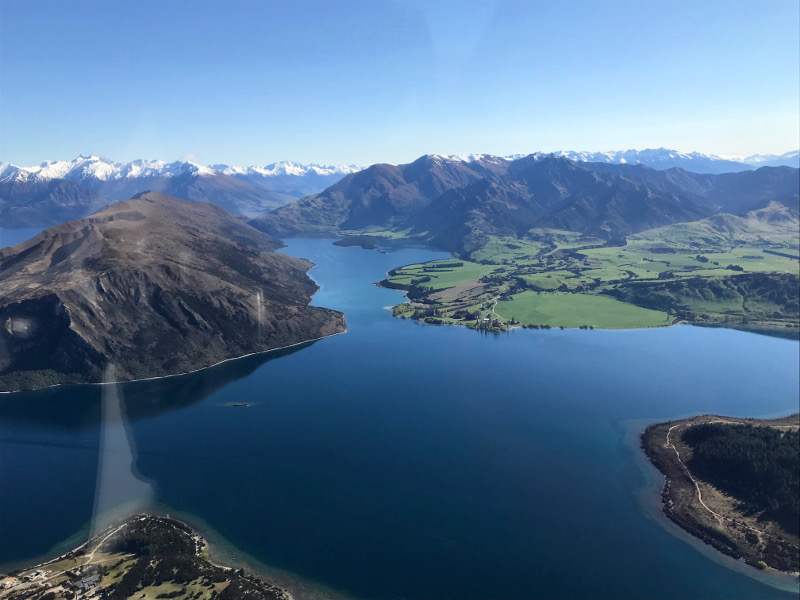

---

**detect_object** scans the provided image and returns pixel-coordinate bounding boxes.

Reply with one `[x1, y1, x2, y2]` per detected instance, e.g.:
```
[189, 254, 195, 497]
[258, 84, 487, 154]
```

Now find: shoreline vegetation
[0, 515, 291, 600]
[641, 414, 800, 575]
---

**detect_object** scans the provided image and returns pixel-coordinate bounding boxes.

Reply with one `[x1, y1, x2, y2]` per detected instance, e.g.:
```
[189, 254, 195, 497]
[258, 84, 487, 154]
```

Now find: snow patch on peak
[210, 164, 246, 176]
[244, 161, 362, 177]
[737, 150, 800, 166]
[428, 153, 513, 164]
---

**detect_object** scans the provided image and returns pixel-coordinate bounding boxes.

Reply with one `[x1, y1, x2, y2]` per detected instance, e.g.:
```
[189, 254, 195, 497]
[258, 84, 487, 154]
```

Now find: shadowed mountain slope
[0, 179, 113, 228]
[251, 154, 799, 253]
[250, 154, 510, 236]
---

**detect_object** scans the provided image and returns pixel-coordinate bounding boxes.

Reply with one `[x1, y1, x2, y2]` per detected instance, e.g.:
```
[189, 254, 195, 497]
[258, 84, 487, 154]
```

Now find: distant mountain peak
[516, 148, 799, 174]
[427, 153, 509, 164]
[0, 156, 364, 185]
[421, 148, 797, 173]
[0, 156, 368, 228]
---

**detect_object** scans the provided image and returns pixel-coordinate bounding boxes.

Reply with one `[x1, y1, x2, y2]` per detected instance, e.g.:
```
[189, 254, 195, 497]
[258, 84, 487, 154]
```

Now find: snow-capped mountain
[512, 149, 741, 174]
[209, 161, 360, 178]
[0, 155, 361, 185]
[737, 150, 800, 168]
[437, 148, 799, 175]
[2, 150, 796, 230]
[0, 156, 363, 229]
[206, 161, 363, 197]
[0, 156, 214, 183]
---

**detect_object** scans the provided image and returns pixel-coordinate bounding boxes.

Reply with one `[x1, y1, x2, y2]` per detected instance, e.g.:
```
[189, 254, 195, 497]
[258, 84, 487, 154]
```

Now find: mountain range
[0, 156, 363, 227]
[0, 155, 361, 189]
[250, 154, 800, 253]
[1, 149, 797, 229]
[435, 149, 799, 173]
[527, 149, 799, 173]
[0, 192, 345, 390]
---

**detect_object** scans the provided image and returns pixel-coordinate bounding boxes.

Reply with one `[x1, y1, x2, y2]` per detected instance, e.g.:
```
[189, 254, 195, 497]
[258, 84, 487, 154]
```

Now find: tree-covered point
[102, 518, 195, 557]
[683, 423, 800, 534]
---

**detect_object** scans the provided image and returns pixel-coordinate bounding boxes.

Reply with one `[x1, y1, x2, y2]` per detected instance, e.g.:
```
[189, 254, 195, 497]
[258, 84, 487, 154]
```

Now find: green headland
[379, 213, 799, 334]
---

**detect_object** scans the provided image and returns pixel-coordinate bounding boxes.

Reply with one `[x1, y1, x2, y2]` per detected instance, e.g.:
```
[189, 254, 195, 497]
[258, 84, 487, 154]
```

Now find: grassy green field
[388, 259, 494, 289]
[525, 228, 605, 250]
[496, 291, 672, 329]
[469, 237, 547, 263]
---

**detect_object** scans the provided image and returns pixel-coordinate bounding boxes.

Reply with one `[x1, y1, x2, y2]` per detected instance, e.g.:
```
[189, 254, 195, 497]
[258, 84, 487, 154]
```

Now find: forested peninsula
[642, 414, 800, 573]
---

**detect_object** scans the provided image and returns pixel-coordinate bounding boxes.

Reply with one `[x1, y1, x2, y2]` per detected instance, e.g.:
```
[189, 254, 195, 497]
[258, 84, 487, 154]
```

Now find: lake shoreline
[151, 507, 358, 600]
[0, 330, 347, 396]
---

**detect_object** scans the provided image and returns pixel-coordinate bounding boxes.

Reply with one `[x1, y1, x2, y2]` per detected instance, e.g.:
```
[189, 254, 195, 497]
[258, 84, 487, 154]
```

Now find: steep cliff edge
[0, 192, 345, 391]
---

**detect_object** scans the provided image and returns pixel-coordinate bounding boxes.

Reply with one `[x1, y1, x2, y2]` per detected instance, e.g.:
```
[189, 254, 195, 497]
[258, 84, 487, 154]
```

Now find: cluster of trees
[474, 318, 502, 331]
[451, 309, 483, 321]
[693, 254, 722, 265]
[683, 423, 799, 534]
[412, 307, 439, 319]
[479, 273, 507, 285]
[105, 521, 195, 557]
[762, 249, 800, 260]
[423, 262, 464, 269]
[380, 279, 436, 300]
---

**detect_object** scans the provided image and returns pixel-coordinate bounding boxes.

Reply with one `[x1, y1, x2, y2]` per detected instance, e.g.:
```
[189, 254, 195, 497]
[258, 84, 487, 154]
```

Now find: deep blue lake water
[1, 237, 798, 599]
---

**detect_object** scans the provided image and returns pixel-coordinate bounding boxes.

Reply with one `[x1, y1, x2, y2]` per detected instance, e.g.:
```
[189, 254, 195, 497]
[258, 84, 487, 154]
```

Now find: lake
[1, 236, 798, 600]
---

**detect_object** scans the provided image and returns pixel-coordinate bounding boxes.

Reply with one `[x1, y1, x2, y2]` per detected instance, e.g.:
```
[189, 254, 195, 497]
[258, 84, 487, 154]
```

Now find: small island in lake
[0, 515, 288, 600]
[642, 414, 799, 573]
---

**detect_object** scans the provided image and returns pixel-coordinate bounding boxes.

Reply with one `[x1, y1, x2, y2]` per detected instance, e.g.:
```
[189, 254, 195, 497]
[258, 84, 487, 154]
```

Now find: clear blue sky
[1, 0, 798, 166]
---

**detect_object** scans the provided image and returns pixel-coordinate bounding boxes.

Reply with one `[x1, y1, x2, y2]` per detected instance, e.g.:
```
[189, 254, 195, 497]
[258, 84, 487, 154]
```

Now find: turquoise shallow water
[1, 237, 798, 599]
